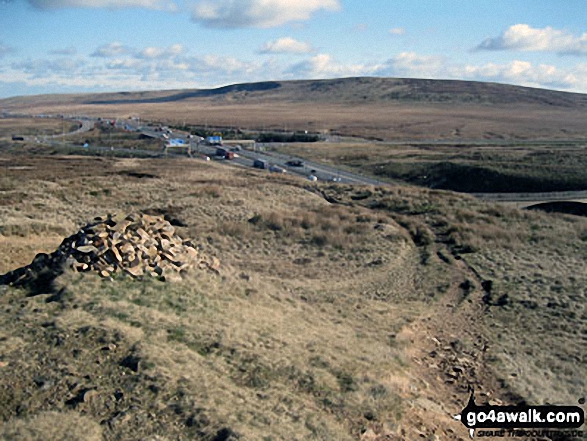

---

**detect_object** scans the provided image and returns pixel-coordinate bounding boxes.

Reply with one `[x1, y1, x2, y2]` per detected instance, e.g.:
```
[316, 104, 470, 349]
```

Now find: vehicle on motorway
[286, 159, 304, 167]
[216, 148, 228, 157]
[11, 135, 24, 141]
[207, 133, 223, 146]
[202, 155, 211, 161]
[225, 151, 236, 160]
[253, 159, 268, 169]
[307, 175, 318, 182]
[269, 165, 286, 173]
[331, 176, 342, 182]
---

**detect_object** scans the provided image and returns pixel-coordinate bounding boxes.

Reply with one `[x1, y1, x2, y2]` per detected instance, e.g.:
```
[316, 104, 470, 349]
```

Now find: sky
[0, 0, 587, 98]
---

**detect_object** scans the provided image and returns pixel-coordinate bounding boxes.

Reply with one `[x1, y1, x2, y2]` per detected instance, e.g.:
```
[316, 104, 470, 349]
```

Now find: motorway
[135, 123, 385, 185]
[195, 142, 386, 185]
[6, 114, 587, 205]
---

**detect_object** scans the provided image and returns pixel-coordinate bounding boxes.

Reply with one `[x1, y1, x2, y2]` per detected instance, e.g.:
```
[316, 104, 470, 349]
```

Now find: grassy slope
[0, 153, 585, 440]
[0, 118, 79, 138]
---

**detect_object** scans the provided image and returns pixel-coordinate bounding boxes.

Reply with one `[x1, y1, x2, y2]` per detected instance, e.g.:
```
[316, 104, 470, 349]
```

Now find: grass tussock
[1, 149, 586, 439]
[0, 411, 103, 441]
[248, 205, 382, 249]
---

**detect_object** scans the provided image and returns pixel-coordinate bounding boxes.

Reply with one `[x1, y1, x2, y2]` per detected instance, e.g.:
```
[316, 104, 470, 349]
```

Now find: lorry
[216, 148, 235, 160]
[206, 133, 223, 146]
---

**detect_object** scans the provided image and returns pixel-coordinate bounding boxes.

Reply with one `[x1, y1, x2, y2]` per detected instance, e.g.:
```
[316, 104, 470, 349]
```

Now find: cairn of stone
[59, 212, 219, 280]
[1, 213, 219, 288]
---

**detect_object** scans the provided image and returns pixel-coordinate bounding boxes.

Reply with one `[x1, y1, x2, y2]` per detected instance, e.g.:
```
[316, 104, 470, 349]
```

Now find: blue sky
[0, 0, 586, 98]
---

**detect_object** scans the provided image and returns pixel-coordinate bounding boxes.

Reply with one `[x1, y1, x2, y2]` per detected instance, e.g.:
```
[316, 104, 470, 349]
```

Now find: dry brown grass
[321, 184, 587, 407]
[274, 140, 587, 193]
[3, 89, 587, 141]
[0, 411, 103, 441]
[0, 147, 585, 439]
[0, 153, 421, 439]
[0, 118, 78, 138]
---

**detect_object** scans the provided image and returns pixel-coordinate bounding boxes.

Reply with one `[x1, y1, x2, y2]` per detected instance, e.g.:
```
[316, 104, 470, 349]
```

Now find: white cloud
[378, 51, 583, 91]
[191, 0, 340, 28]
[476, 24, 587, 55]
[5, 42, 587, 97]
[288, 53, 382, 78]
[91, 42, 131, 58]
[381, 52, 446, 78]
[138, 44, 184, 59]
[12, 58, 86, 77]
[389, 27, 405, 36]
[462, 60, 578, 90]
[259, 37, 312, 54]
[28, 0, 177, 11]
[106, 58, 143, 70]
[0, 70, 198, 94]
[193, 55, 258, 74]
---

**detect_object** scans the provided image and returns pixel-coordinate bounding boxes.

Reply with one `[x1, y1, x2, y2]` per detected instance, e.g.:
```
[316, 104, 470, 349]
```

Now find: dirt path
[393, 253, 534, 441]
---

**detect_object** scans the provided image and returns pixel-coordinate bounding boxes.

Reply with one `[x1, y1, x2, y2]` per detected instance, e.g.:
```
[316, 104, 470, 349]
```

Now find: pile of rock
[59, 212, 219, 280]
[1, 213, 219, 287]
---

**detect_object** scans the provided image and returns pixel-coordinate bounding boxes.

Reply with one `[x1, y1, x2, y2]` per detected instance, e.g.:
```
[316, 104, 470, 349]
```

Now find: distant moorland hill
[2, 77, 587, 140]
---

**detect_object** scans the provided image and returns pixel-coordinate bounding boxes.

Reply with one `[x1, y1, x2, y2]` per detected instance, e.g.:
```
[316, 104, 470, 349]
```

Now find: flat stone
[83, 389, 99, 403]
[110, 220, 132, 233]
[141, 214, 158, 224]
[135, 227, 149, 240]
[210, 257, 220, 270]
[125, 266, 143, 277]
[119, 243, 134, 254]
[76, 245, 99, 254]
[125, 213, 141, 222]
[147, 246, 158, 258]
[111, 247, 123, 263]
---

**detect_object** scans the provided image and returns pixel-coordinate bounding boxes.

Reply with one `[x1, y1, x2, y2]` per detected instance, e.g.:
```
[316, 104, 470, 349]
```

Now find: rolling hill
[2, 77, 587, 141]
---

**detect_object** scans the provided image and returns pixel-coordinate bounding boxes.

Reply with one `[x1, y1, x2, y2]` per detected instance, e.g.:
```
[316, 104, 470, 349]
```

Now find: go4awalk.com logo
[454, 391, 585, 438]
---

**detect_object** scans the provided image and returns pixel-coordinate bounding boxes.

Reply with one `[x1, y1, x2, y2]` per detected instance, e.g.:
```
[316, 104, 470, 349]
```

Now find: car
[202, 155, 210, 161]
[307, 175, 318, 182]
[269, 165, 286, 173]
[331, 176, 342, 182]
[253, 159, 268, 169]
[286, 159, 304, 167]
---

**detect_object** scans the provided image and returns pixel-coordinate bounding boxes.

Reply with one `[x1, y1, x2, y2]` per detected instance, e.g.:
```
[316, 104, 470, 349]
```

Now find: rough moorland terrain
[2, 77, 587, 141]
[0, 152, 585, 440]
[272, 141, 587, 193]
